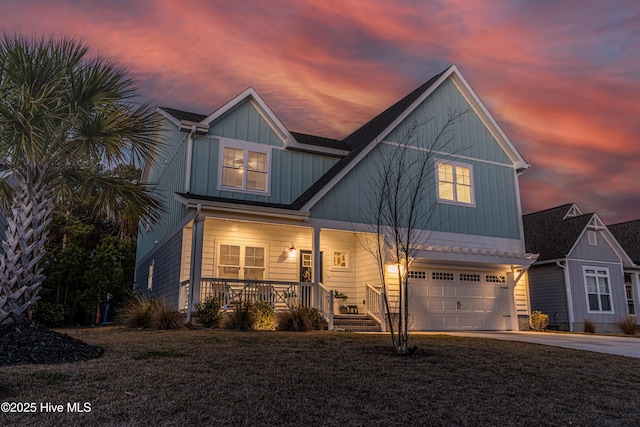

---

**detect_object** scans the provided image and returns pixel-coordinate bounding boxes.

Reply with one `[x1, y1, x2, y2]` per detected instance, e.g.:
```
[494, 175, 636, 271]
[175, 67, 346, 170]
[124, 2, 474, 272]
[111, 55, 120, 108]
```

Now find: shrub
[119, 295, 183, 330]
[32, 302, 69, 326]
[617, 316, 637, 335]
[223, 304, 252, 330]
[529, 310, 549, 331]
[194, 296, 223, 328]
[583, 318, 596, 333]
[248, 301, 277, 331]
[277, 306, 326, 332]
[223, 301, 277, 330]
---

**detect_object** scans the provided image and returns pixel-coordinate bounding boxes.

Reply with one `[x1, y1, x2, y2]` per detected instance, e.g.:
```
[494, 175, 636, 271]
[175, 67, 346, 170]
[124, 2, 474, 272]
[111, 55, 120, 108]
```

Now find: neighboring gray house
[608, 219, 640, 316]
[523, 203, 635, 332]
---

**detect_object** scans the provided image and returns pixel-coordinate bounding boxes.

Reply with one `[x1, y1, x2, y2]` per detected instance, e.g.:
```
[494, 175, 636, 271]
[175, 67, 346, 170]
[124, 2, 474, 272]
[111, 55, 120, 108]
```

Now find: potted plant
[333, 290, 349, 314]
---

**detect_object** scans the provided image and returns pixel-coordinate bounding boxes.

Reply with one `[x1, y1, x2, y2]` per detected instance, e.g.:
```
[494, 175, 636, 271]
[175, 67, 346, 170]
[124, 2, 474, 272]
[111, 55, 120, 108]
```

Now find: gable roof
[163, 65, 529, 213]
[609, 219, 640, 265]
[523, 204, 593, 261]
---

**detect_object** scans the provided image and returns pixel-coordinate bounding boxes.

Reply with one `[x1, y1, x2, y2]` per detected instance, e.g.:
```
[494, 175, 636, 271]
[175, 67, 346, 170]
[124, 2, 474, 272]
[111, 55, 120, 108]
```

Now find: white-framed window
[436, 160, 475, 206]
[218, 139, 271, 194]
[587, 231, 597, 246]
[584, 266, 613, 313]
[217, 243, 267, 280]
[331, 250, 350, 270]
[625, 273, 635, 315]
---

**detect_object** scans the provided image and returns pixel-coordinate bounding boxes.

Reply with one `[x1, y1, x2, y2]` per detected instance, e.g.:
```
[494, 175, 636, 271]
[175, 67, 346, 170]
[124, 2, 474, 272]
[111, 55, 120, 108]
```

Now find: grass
[2, 328, 640, 426]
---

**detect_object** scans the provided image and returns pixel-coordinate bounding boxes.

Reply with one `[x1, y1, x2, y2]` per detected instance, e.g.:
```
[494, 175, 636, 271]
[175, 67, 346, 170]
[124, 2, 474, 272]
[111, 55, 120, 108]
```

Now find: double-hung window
[219, 140, 270, 194]
[436, 161, 474, 206]
[584, 267, 613, 313]
[218, 244, 266, 280]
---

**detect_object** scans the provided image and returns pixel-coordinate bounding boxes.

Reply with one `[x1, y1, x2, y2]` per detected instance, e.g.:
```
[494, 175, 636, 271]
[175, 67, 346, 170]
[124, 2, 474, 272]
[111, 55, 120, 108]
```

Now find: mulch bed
[0, 320, 103, 366]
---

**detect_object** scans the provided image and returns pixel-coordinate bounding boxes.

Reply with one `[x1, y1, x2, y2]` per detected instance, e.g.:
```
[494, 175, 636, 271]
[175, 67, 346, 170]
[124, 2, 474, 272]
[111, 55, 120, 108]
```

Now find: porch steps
[333, 314, 381, 333]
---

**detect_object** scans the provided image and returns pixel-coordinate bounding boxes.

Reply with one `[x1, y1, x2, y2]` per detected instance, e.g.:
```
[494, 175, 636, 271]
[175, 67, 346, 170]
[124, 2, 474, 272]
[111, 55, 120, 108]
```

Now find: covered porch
[178, 210, 382, 328]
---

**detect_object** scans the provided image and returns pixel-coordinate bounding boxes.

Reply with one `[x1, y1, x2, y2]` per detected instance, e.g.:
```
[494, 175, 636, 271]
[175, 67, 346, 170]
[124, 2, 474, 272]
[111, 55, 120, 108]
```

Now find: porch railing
[366, 284, 386, 332]
[181, 278, 317, 311]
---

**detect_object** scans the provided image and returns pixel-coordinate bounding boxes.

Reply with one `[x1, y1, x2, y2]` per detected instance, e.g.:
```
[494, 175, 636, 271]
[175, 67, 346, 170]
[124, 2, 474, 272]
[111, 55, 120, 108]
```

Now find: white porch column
[506, 272, 519, 331]
[186, 206, 204, 322]
[313, 226, 321, 284]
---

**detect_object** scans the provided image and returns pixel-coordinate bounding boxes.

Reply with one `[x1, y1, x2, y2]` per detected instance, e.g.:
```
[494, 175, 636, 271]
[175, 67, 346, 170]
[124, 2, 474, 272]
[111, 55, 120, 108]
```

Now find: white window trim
[583, 265, 614, 314]
[216, 242, 269, 280]
[588, 231, 597, 246]
[435, 159, 476, 207]
[217, 138, 272, 195]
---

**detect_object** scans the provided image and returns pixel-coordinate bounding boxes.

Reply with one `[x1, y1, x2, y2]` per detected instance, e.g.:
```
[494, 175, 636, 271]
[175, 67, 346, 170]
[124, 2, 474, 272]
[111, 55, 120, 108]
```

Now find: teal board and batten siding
[310, 141, 521, 240]
[385, 78, 511, 165]
[188, 100, 340, 204]
[310, 78, 521, 239]
[134, 229, 184, 308]
[136, 118, 189, 261]
[528, 264, 569, 328]
[208, 99, 283, 146]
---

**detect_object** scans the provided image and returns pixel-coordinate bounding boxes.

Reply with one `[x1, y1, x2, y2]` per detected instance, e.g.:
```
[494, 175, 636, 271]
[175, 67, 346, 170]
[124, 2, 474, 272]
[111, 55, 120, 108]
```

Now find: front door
[299, 251, 323, 283]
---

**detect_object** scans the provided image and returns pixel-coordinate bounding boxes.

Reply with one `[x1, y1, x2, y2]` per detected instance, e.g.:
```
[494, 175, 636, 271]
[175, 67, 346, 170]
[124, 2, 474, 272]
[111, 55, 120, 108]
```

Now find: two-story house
[134, 65, 537, 331]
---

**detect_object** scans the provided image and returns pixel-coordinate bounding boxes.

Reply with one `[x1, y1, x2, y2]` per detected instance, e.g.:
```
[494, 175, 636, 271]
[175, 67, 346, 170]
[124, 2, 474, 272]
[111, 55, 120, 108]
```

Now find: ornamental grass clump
[616, 316, 637, 335]
[529, 310, 549, 331]
[119, 295, 183, 330]
[583, 318, 596, 333]
[277, 306, 326, 332]
[194, 296, 223, 328]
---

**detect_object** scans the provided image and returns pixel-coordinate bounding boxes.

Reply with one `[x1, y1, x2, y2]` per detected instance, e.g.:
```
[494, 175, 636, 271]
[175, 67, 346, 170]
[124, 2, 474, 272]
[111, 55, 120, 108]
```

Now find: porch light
[387, 263, 406, 278]
[288, 242, 297, 252]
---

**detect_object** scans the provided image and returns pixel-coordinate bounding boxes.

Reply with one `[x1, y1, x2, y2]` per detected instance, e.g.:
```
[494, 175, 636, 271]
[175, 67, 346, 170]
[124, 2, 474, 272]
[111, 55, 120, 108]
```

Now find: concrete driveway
[423, 331, 640, 359]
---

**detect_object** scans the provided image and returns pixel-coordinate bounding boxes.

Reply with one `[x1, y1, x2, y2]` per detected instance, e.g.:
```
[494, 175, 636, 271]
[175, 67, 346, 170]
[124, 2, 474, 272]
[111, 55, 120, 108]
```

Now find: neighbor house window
[584, 267, 613, 312]
[625, 273, 635, 315]
[219, 140, 270, 194]
[218, 244, 266, 280]
[436, 161, 474, 206]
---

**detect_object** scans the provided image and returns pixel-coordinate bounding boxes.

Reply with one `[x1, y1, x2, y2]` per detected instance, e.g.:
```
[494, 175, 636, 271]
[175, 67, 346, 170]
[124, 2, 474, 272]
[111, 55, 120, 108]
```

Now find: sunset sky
[2, 0, 638, 223]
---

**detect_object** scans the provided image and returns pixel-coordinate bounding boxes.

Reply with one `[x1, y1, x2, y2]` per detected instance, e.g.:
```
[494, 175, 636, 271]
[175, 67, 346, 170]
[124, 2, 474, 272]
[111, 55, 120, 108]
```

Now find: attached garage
[408, 268, 511, 330]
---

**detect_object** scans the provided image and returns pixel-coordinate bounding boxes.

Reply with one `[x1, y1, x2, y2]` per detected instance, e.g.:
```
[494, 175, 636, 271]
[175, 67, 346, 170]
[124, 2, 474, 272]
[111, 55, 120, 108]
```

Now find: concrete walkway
[421, 331, 640, 359]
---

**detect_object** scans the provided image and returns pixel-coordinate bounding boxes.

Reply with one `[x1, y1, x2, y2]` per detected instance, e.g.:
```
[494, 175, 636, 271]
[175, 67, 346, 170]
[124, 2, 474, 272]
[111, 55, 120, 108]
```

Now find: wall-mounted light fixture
[287, 242, 297, 252]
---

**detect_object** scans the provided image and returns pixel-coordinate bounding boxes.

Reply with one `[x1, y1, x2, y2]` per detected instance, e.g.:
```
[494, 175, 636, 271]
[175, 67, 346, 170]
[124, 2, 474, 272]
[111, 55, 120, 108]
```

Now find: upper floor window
[219, 140, 270, 194]
[436, 161, 474, 206]
[584, 267, 613, 313]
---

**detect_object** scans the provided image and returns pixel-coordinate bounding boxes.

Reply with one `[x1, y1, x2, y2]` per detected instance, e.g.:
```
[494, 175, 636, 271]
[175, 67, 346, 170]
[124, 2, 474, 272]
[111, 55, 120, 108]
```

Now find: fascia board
[156, 107, 182, 128]
[174, 193, 310, 222]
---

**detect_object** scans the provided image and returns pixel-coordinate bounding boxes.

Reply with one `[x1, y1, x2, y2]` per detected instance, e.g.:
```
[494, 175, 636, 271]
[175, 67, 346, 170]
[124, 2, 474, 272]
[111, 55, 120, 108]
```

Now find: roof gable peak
[563, 203, 583, 219]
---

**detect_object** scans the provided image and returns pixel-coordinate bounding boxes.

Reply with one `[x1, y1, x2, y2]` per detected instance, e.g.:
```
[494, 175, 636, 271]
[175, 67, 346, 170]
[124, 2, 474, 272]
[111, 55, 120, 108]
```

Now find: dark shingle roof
[289, 132, 349, 151]
[159, 107, 207, 123]
[609, 220, 640, 265]
[523, 204, 593, 261]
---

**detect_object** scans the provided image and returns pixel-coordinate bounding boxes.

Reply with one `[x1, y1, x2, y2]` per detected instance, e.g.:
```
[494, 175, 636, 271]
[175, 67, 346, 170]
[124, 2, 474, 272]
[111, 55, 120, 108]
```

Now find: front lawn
[2, 327, 640, 426]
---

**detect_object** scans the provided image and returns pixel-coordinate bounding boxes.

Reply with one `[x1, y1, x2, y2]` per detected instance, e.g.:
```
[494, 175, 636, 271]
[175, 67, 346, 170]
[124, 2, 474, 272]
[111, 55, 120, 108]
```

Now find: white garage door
[408, 269, 510, 331]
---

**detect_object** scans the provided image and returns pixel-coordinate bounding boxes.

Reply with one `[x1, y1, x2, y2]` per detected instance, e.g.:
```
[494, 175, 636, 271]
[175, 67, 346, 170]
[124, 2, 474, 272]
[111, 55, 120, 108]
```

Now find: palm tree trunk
[0, 171, 54, 324]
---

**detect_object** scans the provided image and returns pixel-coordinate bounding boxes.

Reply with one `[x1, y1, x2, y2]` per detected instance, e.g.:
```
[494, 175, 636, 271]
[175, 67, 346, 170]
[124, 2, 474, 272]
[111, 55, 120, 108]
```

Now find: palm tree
[0, 35, 162, 324]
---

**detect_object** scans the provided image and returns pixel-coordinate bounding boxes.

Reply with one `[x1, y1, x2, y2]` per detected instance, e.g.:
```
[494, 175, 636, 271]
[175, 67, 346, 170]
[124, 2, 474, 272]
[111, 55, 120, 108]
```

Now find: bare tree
[359, 107, 467, 354]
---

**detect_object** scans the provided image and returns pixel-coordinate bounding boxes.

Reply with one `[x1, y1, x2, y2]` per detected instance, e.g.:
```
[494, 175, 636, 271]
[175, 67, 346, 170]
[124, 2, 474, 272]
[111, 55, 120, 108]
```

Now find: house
[134, 65, 537, 331]
[608, 219, 640, 316]
[523, 203, 636, 332]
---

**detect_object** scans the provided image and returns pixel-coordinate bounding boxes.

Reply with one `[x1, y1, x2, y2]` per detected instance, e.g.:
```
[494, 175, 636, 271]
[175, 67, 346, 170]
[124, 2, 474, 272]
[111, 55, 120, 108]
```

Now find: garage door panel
[408, 269, 511, 331]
